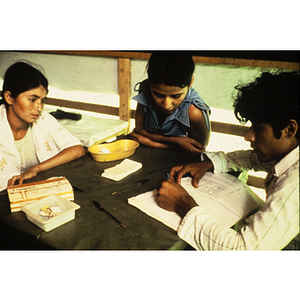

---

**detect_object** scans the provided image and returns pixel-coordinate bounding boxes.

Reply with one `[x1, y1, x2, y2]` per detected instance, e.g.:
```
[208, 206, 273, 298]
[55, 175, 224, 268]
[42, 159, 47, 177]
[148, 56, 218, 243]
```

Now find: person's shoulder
[188, 103, 204, 121]
[41, 109, 58, 120]
[0, 104, 6, 114]
[35, 110, 60, 127]
[186, 87, 211, 115]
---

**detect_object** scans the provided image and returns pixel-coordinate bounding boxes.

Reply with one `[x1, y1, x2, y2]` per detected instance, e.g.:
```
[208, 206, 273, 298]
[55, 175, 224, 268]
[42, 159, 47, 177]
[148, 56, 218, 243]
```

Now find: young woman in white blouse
[0, 61, 85, 191]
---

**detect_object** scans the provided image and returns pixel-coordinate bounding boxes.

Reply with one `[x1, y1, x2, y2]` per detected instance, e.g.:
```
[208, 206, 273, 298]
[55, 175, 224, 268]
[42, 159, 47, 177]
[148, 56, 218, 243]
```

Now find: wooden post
[118, 58, 131, 123]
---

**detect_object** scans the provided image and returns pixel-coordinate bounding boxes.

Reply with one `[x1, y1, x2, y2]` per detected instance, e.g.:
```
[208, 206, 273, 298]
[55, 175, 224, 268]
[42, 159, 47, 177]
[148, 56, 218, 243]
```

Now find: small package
[21, 195, 80, 232]
[7, 177, 74, 212]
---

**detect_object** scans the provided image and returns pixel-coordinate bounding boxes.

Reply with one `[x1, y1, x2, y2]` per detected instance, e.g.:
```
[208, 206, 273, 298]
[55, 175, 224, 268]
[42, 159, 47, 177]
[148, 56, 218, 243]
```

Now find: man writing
[157, 71, 299, 250]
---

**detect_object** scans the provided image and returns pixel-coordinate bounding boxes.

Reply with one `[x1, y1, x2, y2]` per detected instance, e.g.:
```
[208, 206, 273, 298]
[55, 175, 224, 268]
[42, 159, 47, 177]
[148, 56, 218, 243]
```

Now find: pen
[111, 179, 149, 195]
[93, 201, 126, 228]
[72, 185, 84, 193]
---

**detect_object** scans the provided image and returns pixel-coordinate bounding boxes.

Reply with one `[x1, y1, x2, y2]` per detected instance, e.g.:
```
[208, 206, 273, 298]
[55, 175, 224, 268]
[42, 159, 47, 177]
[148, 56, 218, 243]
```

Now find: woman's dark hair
[1, 61, 48, 105]
[146, 51, 195, 88]
[233, 71, 299, 139]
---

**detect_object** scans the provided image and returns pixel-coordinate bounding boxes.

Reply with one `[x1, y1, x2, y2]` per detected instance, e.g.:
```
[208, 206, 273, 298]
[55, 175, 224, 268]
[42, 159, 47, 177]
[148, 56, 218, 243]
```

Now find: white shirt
[178, 147, 299, 250]
[0, 104, 82, 191]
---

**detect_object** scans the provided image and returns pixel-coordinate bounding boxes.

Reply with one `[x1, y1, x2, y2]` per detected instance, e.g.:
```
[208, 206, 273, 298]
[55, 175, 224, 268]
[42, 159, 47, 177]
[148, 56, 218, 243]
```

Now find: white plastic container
[21, 195, 80, 232]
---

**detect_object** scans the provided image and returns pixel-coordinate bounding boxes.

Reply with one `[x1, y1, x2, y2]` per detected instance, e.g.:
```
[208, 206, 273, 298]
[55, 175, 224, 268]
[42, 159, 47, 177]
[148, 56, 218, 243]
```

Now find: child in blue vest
[131, 51, 211, 154]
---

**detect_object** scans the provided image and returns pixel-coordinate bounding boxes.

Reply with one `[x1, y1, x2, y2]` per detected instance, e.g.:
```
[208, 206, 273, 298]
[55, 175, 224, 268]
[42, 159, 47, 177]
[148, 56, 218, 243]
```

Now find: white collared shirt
[0, 104, 82, 191]
[178, 147, 299, 250]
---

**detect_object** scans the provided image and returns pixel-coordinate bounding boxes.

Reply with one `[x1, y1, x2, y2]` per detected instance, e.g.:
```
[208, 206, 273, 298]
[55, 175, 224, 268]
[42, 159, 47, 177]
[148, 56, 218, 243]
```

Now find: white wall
[0, 51, 120, 106]
[131, 58, 286, 115]
[0, 50, 284, 118]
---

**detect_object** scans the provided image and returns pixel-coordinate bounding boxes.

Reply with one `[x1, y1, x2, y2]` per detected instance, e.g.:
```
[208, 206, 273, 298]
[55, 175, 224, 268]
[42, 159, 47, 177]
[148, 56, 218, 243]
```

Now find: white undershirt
[14, 125, 39, 172]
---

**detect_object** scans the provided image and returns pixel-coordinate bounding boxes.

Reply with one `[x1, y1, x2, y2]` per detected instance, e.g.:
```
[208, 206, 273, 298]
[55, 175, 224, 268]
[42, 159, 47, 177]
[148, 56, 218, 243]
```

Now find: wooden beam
[118, 57, 131, 121]
[29, 50, 299, 70]
[30, 50, 151, 60]
[46, 97, 119, 116]
[211, 121, 249, 137]
[2, 90, 250, 137]
[192, 55, 299, 70]
[45, 98, 249, 138]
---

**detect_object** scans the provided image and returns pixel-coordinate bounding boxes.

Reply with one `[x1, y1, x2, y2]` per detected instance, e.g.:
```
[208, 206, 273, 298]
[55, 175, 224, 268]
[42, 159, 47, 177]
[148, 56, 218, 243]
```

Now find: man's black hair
[233, 71, 299, 139]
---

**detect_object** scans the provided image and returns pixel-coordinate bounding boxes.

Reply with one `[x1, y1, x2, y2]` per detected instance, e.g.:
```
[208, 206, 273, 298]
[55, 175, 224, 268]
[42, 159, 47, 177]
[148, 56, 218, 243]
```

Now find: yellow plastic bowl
[88, 139, 139, 162]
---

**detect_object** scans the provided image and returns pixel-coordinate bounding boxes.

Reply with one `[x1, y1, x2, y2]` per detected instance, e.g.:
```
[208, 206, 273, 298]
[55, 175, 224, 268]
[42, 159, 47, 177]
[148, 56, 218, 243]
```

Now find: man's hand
[156, 179, 198, 218]
[169, 160, 214, 188]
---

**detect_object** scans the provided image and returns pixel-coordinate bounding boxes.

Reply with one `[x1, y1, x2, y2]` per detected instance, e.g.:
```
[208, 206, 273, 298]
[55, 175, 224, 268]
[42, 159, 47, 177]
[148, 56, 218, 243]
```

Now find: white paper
[181, 173, 264, 227]
[128, 172, 264, 230]
[129, 189, 181, 231]
[99, 148, 111, 154]
[101, 159, 142, 181]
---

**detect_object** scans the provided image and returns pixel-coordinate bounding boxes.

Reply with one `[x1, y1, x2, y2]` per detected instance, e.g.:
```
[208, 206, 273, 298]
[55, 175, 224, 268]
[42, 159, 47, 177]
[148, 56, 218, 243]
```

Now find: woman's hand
[173, 136, 205, 154]
[8, 165, 40, 187]
[156, 179, 198, 218]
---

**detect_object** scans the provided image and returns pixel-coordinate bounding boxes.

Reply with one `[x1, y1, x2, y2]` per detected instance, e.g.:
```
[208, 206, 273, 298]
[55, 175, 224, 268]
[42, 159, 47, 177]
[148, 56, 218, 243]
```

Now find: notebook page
[181, 173, 264, 227]
[128, 190, 181, 231]
[128, 172, 264, 230]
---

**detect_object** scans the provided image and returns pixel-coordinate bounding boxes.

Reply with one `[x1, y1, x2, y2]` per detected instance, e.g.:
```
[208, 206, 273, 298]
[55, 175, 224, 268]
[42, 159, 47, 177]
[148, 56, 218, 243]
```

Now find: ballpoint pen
[72, 185, 84, 193]
[93, 201, 126, 228]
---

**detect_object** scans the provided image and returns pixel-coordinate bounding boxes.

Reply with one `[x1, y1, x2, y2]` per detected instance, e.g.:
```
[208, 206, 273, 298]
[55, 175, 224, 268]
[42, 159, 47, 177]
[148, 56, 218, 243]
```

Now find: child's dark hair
[1, 61, 48, 106]
[146, 51, 195, 88]
[233, 71, 299, 139]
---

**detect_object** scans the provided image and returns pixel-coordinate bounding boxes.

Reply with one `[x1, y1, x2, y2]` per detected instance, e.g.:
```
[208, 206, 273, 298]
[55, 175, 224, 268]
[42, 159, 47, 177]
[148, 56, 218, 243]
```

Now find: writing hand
[156, 179, 197, 218]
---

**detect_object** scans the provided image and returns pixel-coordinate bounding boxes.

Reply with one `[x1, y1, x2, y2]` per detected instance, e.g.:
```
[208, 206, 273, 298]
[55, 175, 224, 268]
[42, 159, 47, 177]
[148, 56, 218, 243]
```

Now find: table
[0, 139, 199, 250]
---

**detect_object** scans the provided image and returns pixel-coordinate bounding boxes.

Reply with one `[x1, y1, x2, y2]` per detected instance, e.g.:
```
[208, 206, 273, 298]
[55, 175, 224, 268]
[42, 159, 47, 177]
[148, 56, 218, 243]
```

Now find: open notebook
[128, 172, 264, 231]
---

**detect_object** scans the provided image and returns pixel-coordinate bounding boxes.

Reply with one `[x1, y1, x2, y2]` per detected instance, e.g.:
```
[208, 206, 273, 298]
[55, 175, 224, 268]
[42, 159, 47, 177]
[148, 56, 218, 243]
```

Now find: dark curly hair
[233, 71, 299, 139]
[1, 61, 48, 106]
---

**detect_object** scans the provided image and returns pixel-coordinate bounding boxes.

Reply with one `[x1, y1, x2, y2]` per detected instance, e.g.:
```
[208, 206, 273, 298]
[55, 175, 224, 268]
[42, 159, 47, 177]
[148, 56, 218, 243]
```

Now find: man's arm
[177, 178, 299, 250]
[157, 155, 214, 218]
[157, 150, 297, 250]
